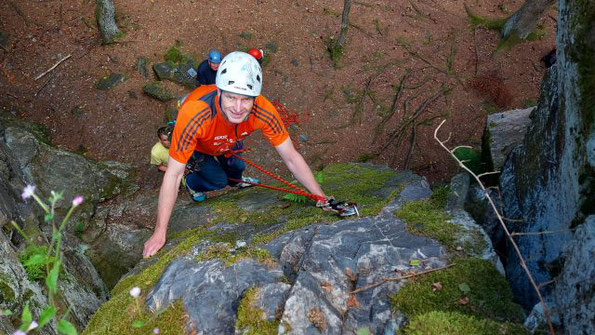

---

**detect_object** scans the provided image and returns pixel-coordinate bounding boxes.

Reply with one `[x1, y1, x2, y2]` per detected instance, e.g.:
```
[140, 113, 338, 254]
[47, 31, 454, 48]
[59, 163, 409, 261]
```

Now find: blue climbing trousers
[185, 151, 246, 192]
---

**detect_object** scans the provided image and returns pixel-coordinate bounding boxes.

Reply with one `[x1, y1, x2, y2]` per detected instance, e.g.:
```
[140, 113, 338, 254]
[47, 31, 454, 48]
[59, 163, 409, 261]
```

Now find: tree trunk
[95, 0, 121, 44]
[337, 0, 352, 47]
[501, 0, 555, 39]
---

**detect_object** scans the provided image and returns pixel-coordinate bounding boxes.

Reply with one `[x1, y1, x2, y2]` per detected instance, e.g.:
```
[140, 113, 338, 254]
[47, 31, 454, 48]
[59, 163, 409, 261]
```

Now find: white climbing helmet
[216, 51, 263, 97]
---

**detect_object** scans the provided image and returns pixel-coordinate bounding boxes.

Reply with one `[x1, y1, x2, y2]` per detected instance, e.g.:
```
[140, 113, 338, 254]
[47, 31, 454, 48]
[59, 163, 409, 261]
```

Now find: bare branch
[351, 264, 454, 294]
[477, 171, 501, 178]
[434, 120, 555, 335]
[35, 54, 71, 81]
[511, 228, 576, 236]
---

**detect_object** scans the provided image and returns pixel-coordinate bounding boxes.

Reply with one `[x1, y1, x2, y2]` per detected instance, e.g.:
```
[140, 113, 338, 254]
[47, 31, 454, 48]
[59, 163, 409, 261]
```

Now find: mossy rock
[143, 82, 174, 102]
[96, 73, 127, 90]
[391, 258, 525, 323]
[86, 163, 412, 333]
[400, 311, 529, 335]
[134, 56, 150, 78]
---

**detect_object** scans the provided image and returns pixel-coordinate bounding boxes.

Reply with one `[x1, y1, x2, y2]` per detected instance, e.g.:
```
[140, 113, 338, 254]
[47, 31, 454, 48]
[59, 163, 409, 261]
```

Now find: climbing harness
[226, 149, 359, 217]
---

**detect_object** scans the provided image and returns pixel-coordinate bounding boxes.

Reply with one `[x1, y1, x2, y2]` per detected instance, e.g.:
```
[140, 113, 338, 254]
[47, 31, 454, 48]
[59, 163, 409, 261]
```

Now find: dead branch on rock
[434, 119, 555, 335]
[350, 263, 454, 294]
[35, 54, 71, 81]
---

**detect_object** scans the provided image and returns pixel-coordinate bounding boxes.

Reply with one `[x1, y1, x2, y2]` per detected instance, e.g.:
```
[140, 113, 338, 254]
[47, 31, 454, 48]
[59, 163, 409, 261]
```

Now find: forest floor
[0, 0, 556, 191]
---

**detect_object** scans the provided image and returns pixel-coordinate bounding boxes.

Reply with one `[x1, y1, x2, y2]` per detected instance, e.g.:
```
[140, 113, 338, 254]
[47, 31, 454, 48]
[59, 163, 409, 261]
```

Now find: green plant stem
[10, 220, 32, 243]
[32, 193, 50, 213]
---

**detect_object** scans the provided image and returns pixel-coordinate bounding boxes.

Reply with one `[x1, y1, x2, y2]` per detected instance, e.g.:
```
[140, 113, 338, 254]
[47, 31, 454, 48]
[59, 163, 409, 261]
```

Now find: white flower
[27, 321, 38, 331]
[13, 330, 27, 335]
[72, 195, 84, 207]
[21, 185, 36, 200]
[153, 328, 160, 334]
[129, 286, 141, 298]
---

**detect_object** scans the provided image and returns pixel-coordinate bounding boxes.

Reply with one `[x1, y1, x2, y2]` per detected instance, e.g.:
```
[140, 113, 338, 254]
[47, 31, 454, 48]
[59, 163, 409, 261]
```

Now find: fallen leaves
[320, 282, 333, 293]
[307, 307, 327, 332]
[347, 295, 361, 309]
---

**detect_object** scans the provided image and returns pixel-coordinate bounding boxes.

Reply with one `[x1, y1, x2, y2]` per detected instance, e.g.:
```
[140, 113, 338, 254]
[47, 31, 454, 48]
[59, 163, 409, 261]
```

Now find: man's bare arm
[275, 138, 325, 197]
[143, 158, 185, 258]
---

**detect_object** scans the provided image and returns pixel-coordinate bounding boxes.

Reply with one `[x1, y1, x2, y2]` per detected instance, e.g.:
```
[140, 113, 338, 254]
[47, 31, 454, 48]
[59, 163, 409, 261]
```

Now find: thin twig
[404, 122, 417, 169]
[35, 76, 53, 96]
[510, 228, 576, 237]
[473, 28, 479, 77]
[35, 54, 71, 81]
[537, 279, 556, 289]
[374, 70, 412, 139]
[378, 87, 447, 155]
[477, 171, 501, 178]
[351, 263, 454, 294]
[434, 120, 556, 335]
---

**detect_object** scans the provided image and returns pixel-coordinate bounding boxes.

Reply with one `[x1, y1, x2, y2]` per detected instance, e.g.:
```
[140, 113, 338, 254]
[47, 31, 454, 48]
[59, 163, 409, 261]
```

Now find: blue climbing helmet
[208, 49, 222, 64]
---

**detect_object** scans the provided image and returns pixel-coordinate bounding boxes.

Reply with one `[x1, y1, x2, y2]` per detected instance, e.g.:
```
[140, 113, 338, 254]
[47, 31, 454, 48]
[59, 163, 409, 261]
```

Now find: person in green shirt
[150, 127, 171, 172]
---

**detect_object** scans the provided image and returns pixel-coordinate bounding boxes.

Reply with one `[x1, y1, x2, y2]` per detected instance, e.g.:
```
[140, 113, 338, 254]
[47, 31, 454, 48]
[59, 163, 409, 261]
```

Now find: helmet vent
[221, 68, 227, 74]
[247, 84, 253, 90]
[256, 74, 261, 83]
[227, 81, 235, 85]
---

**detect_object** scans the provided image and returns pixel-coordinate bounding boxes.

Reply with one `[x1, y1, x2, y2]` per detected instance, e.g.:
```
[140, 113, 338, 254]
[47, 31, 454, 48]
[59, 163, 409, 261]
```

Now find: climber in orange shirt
[143, 51, 326, 258]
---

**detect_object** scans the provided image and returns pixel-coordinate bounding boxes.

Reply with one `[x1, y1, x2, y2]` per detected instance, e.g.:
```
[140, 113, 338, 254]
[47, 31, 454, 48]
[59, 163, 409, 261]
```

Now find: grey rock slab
[278, 206, 447, 333]
[551, 216, 595, 334]
[134, 56, 150, 78]
[147, 257, 284, 334]
[485, 106, 534, 170]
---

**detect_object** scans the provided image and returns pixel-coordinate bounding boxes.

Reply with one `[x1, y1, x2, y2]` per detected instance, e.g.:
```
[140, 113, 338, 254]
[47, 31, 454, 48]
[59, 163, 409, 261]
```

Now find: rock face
[145, 173, 449, 334]
[498, 0, 594, 328]
[484, 107, 534, 170]
[0, 117, 132, 333]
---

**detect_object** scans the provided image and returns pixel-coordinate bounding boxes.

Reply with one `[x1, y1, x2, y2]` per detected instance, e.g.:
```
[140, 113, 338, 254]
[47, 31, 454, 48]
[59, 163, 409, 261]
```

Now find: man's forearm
[154, 171, 183, 236]
[285, 153, 325, 197]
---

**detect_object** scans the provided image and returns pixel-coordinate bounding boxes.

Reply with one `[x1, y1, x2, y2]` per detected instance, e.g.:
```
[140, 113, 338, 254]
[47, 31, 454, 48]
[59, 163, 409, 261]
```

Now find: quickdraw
[226, 150, 359, 217]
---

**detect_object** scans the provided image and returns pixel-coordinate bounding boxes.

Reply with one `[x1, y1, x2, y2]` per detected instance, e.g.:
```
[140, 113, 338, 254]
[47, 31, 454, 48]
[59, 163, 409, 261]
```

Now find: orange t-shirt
[169, 85, 289, 164]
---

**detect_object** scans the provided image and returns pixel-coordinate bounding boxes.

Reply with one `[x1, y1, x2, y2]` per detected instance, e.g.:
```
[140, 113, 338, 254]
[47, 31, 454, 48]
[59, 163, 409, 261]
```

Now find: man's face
[219, 90, 254, 124]
[159, 134, 170, 149]
[209, 61, 220, 71]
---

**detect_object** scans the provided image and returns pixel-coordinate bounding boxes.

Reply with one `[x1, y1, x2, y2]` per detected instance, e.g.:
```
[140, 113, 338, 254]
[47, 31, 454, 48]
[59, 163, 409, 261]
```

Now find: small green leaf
[314, 172, 324, 183]
[57, 319, 77, 335]
[39, 306, 57, 328]
[356, 328, 371, 335]
[1, 309, 13, 316]
[132, 320, 146, 328]
[19, 302, 32, 331]
[24, 254, 46, 267]
[44, 213, 54, 222]
[409, 259, 421, 266]
[46, 259, 61, 294]
[458, 283, 471, 293]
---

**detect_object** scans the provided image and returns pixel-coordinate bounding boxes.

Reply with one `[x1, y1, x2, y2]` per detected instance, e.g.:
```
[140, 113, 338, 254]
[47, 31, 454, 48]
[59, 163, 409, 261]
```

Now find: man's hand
[143, 232, 166, 258]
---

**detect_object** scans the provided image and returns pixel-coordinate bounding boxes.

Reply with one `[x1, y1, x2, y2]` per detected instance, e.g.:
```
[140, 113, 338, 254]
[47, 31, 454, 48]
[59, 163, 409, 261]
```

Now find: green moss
[400, 311, 529, 335]
[0, 274, 16, 303]
[236, 287, 279, 334]
[84, 297, 186, 334]
[111, 227, 211, 297]
[327, 39, 343, 68]
[196, 243, 276, 267]
[0, 113, 52, 144]
[571, 0, 595, 138]
[391, 258, 525, 323]
[464, 4, 507, 31]
[396, 199, 459, 250]
[163, 41, 195, 66]
[494, 29, 544, 54]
